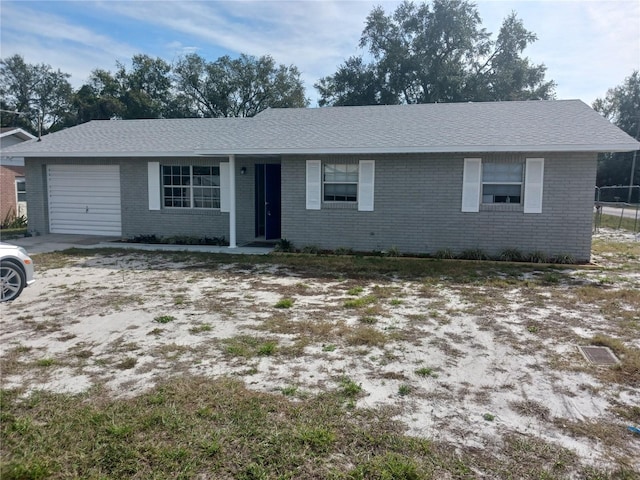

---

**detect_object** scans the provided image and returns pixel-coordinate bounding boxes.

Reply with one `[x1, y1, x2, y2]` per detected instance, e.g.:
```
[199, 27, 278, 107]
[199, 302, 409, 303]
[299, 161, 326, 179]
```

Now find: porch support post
[228, 154, 237, 248]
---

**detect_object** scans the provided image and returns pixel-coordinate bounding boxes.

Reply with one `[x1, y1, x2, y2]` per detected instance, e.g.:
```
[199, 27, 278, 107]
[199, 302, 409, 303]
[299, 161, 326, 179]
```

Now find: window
[15, 177, 26, 202]
[162, 165, 220, 209]
[323, 164, 358, 202]
[482, 163, 523, 204]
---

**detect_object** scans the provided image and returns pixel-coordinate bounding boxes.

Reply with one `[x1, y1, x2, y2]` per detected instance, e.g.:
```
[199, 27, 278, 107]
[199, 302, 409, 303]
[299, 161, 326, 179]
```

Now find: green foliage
[415, 367, 437, 378]
[347, 286, 364, 296]
[0, 54, 73, 134]
[398, 385, 412, 396]
[344, 295, 377, 308]
[1, 212, 27, 230]
[316, 1, 555, 106]
[434, 249, 455, 260]
[174, 53, 308, 118]
[526, 251, 548, 264]
[274, 298, 294, 309]
[499, 248, 523, 262]
[483, 413, 495, 421]
[339, 377, 363, 397]
[274, 238, 295, 253]
[459, 249, 489, 261]
[154, 315, 175, 324]
[593, 71, 640, 187]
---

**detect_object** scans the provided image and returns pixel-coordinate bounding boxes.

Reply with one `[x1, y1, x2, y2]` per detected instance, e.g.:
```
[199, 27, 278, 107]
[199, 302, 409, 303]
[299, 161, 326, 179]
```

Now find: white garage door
[48, 165, 122, 235]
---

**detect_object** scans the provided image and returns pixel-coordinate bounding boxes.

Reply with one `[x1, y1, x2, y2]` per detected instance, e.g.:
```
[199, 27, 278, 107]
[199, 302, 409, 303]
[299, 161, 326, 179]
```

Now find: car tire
[0, 259, 25, 302]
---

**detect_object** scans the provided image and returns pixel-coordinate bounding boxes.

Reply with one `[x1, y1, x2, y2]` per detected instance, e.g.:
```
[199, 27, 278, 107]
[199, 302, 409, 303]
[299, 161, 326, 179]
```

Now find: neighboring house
[0, 127, 36, 223]
[2, 100, 638, 262]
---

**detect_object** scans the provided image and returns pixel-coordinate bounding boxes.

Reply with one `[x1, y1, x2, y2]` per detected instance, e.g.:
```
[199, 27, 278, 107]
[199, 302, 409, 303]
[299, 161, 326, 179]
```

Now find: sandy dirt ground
[1, 229, 639, 471]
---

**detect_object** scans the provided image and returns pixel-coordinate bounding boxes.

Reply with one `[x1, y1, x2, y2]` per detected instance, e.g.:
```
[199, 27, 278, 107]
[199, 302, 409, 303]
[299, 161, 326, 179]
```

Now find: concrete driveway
[1, 234, 119, 254]
[1, 233, 273, 255]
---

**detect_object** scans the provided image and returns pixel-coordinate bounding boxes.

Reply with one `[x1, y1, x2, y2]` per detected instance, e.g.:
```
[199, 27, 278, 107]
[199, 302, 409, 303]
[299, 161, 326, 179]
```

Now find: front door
[255, 164, 281, 240]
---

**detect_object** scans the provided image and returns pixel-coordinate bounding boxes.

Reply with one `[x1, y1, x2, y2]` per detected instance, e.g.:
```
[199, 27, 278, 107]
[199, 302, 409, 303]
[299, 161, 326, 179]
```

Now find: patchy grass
[153, 315, 175, 324]
[274, 298, 294, 309]
[0, 377, 624, 480]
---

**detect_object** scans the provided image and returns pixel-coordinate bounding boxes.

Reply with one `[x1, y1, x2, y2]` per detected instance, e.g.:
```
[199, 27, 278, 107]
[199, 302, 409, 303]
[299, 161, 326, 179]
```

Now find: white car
[0, 242, 35, 302]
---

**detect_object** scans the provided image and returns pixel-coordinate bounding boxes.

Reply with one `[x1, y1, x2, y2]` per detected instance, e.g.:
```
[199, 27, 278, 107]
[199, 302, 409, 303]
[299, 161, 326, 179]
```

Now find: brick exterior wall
[25, 152, 597, 261]
[0, 165, 24, 222]
[281, 152, 597, 262]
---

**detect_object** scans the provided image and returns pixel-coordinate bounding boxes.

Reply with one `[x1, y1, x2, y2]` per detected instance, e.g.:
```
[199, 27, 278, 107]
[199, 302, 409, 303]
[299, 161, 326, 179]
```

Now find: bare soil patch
[1, 229, 639, 476]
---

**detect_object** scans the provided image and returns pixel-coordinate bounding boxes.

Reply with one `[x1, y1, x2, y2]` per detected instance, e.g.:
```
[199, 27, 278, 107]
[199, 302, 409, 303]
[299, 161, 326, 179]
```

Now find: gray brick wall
[25, 152, 597, 261]
[281, 152, 597, 262]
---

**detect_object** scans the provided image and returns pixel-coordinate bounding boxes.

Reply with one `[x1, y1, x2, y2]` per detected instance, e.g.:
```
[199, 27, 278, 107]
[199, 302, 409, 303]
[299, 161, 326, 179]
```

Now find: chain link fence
[594, 185, 640, 234]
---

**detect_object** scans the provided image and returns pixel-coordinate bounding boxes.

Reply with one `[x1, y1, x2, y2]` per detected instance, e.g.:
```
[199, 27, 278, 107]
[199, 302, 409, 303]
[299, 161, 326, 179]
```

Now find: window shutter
[220, 162, 230, 212]
[461, 158, 481, 212]
[358, 160, 375, 211]
[148, 162, 160, 210]
[306, 160, 321, 210]
[524, 158, 544, 214]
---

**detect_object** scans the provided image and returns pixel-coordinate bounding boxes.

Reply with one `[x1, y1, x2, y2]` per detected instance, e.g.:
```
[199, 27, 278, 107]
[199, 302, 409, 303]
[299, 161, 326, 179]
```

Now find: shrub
[526, 251, 549, 263]
[499, 248, 523, 262]
[274, 238, 294, 252]
[459, 248, 489, 261]
[301, 245, 320, 254]
[434, 249, 455, 259]
[551, 253, 576, 264]
[383, 246, 401, 257]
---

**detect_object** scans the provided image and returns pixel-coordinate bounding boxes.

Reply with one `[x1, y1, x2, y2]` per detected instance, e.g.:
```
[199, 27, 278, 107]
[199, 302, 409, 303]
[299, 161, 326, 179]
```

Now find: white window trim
[323, 163, 359, 204]
[15, 176, 26, 203]
[481, 162, 524, 205]
[161, 165, 221, 210]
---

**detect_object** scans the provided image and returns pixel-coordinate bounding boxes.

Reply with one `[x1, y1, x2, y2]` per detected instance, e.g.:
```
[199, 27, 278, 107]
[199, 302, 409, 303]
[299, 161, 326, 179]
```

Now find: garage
[47, 165, 122, 235]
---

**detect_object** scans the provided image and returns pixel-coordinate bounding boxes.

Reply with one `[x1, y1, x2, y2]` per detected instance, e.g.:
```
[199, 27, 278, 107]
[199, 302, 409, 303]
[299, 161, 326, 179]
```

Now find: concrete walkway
[1, 234, 274, 255]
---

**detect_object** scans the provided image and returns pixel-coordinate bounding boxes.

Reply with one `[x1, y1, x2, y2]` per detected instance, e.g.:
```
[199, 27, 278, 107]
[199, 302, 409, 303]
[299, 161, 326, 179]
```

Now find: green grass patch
[153, 315, 175, 324]
[344, 295, 377, 308]
[0, 375, 622, 478]
[596, 213, 639, 232]
[274, 298, 294, 309]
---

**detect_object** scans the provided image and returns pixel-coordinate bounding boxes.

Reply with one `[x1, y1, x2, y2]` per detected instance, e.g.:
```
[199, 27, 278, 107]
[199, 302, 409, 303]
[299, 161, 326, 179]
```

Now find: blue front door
[255, 164, 281, 240]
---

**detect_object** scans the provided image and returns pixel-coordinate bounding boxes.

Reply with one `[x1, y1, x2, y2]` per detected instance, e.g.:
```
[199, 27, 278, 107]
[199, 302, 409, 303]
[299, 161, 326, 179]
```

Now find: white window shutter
[306, 160, 321, 210]
[148, 162, 161, 210]
[524, 158, 544, 214]
[461, 158, 481, 212]
[358, 160, 375, 211]
[220, 162, 230, 212]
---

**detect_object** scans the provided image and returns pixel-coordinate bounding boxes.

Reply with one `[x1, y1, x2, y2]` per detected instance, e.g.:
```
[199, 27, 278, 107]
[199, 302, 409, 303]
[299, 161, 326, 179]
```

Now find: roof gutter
[6, 142, 639, 158]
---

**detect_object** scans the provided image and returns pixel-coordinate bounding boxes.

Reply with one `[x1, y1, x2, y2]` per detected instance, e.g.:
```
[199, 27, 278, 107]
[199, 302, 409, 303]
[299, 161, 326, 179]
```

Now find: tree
[470, 12, 555, 101]
[0, 54, 73, 134]
[316, 0, 555, 106]
[74, 54, 178, 121]
[593, 71, 640, 190]
[174, 53, 308, 117]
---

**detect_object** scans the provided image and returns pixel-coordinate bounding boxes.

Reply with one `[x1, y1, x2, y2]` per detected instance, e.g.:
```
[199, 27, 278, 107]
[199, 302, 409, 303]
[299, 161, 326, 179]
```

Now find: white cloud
[1, 0, 637, 105]
[0, 2, 136, 86]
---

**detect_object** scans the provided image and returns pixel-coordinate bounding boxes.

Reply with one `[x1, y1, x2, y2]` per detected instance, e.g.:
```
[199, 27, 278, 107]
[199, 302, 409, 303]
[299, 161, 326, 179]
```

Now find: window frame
[322, 163, 358, 203]
[481, 162, 524, 205]
[15, 176, 26, 203]
[161, 165, 221, 210]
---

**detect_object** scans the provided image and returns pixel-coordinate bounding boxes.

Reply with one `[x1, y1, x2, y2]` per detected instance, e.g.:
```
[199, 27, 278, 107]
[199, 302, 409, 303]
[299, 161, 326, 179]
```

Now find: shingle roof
[2, 100, 638, 157]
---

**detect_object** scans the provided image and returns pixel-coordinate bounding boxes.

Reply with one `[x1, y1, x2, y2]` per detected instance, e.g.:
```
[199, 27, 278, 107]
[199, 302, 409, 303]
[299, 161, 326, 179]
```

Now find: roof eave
[9, 143, 639, 158]
[196, 143, 640, 155]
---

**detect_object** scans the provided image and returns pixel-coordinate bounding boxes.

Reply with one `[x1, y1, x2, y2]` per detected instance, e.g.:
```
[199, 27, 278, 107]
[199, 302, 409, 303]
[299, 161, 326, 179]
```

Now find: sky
[0, 0, 639, 107]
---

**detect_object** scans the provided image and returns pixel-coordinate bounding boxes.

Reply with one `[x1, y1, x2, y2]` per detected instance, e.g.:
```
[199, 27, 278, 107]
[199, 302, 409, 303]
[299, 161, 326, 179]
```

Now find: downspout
[228, 154, 237, 248]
